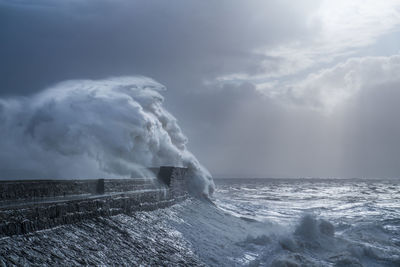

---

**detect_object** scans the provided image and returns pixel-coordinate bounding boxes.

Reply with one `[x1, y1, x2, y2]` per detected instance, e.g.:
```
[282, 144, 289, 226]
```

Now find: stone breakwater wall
[0, 167, 188, 237]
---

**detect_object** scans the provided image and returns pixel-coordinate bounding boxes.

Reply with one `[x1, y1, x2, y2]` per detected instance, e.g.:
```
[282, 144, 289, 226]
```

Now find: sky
[1, 0, 400, 178]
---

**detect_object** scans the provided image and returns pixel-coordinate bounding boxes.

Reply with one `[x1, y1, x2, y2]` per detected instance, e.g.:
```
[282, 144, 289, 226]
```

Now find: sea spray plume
[0, 76, 214, 196]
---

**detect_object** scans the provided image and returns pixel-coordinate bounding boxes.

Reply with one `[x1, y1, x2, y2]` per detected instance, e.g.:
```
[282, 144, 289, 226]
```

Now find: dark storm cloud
[1, 0, 400, 179]
[0, 0, 317, 176]
[0, 0, 320, 97]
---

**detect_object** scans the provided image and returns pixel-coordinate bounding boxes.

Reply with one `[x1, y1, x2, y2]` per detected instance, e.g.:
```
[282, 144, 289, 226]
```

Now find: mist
[0, 76, 214, 195]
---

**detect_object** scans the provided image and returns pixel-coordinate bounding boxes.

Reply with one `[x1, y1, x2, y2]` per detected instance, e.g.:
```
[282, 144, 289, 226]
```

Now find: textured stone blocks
[0, 167, 189, 237]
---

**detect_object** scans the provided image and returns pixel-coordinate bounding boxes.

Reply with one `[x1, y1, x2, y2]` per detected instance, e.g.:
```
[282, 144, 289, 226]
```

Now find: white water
[161, 178, 400, 266]
[204, 178, 400, 266]
[0, 76, 214, 196]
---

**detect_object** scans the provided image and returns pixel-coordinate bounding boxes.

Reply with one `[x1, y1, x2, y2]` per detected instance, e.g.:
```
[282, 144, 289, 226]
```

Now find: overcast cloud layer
[1, 0, 400, 178]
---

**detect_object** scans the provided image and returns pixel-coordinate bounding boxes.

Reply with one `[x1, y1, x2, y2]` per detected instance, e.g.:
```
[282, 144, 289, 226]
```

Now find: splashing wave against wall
[0, 76, 214, 196]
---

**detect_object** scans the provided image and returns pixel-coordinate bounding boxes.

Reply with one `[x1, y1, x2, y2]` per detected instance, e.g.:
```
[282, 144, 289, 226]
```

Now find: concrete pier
[0, 166, 189, 237]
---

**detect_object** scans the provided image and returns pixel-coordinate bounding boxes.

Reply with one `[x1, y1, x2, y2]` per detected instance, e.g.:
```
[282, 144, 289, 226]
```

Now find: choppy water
[212, 178, 400, 266]
[1, 178, 400, 266]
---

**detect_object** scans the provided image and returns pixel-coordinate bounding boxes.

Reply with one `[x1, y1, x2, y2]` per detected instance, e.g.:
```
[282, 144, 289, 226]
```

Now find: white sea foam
[0, 76, 214, 196]
[209, 179, 400, 266]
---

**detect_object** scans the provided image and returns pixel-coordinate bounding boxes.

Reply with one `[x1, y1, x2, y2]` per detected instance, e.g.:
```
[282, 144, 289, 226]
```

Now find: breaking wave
[0, 76, 214, 196]
[210, 178, 400, 266]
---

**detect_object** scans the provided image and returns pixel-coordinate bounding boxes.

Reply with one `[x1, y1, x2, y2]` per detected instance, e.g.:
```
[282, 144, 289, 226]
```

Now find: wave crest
[0, 76, 214, 196]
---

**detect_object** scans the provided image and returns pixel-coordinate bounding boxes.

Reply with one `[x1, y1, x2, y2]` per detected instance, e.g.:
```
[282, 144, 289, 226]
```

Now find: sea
[1, 178, 399, 266]
[211, 178, 400, 266]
